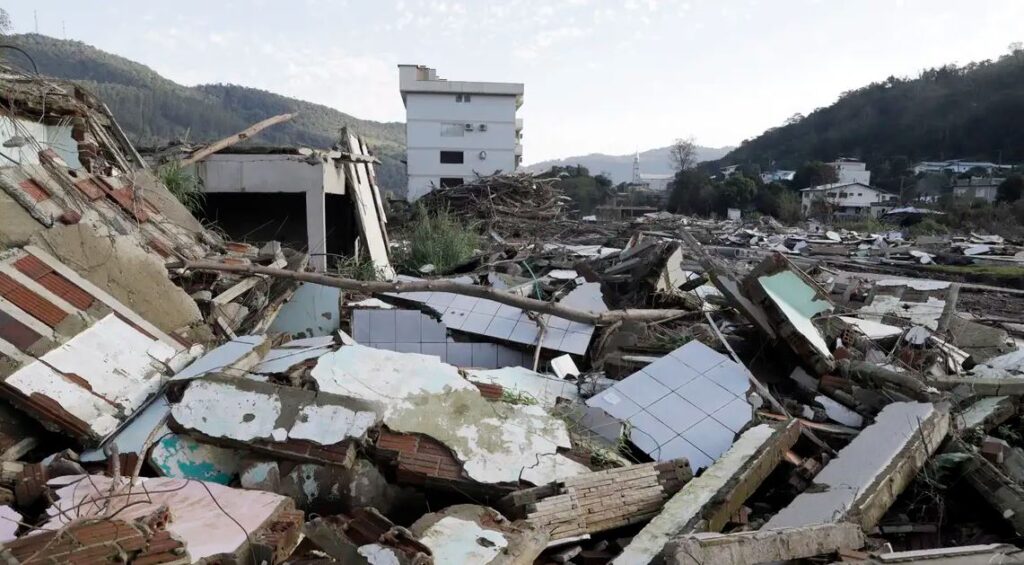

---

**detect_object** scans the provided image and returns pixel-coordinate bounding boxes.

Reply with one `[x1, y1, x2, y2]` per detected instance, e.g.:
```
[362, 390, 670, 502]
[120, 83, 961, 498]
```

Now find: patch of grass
[833, 216, 885, 233]
[922, 264, 1024, 277]
[332, 255, 386, 281]
[402, 207, 478, 274]
[907, 217, 949, 237]
[500, 388, 539, 406]
[157, 161, 205, 212]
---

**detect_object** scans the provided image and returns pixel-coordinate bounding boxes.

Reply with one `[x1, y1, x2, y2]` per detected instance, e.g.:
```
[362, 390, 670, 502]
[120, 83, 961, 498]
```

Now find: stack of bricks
[503, 458, 692, 541]
[1, 517, 190, 564]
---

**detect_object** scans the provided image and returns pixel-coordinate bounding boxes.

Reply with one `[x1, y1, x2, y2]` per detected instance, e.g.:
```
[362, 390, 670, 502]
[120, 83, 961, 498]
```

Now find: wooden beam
[179, 113, 296, 166]
[180, 260, 700, 325]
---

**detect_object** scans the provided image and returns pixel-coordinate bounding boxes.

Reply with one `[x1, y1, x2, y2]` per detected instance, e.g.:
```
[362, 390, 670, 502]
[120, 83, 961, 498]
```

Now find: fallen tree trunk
[180, 113, 296, 166]
[181, 260, 700, 325]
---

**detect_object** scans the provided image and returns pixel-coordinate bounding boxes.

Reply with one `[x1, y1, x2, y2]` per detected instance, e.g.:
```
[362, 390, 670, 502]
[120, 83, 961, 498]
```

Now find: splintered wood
[511, 459, 692, 542]
[418, 173, 571, 238]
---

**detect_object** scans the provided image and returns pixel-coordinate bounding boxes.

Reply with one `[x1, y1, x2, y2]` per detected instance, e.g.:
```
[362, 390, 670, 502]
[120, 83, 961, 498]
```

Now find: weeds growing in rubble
[402, 206, 478, 274]
[500, 388, 539, 406]
[157, 161, 205, 212]
[333, 255, 386, 281]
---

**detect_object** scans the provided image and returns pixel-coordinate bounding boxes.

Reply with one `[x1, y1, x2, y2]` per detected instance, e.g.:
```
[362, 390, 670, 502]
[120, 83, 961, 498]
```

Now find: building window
[454, 94, 472, 103]
[439, 177, 463, 188]
[440, 123, 464, 137]
[440, 151, 464, 164]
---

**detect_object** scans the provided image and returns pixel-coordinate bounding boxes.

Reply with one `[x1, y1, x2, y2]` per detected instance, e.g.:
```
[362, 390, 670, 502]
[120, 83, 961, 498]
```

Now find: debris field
[1, 62, 1024, 564]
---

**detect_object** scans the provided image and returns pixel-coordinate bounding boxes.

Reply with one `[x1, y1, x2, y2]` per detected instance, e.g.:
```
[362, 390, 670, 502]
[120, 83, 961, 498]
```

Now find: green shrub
[907, 217, 949, 237]
[403, 207, 478, 274]
[157, 161, 204, 212]
[834, 216, 884, 233]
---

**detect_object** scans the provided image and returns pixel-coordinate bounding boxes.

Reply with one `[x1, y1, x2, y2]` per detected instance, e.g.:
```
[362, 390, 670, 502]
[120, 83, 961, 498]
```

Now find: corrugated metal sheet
[0, 273, 67, 328]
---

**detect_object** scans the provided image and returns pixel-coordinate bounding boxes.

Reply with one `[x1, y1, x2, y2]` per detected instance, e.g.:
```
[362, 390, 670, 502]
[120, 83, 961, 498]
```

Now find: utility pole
[33, 11, 38, 33]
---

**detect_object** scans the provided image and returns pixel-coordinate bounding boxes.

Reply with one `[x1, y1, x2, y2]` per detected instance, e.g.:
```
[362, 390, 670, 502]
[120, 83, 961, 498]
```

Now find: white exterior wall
[801, 183, 894, 215]
[0, 118, 81, 169]
[196, 154, 346, 272]
[953, 185, 999, 203]
[832, 161, 871, 185]
[404, 92, 518, 200]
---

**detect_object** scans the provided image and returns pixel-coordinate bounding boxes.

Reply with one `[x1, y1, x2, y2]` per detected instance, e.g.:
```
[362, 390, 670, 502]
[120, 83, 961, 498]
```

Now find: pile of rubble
[3, 63, 1024, 565]
[417, 172, 577, 239]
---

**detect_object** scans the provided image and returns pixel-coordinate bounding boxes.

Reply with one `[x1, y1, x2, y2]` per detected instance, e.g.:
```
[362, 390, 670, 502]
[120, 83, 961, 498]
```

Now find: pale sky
[5, 1, 1023, 163]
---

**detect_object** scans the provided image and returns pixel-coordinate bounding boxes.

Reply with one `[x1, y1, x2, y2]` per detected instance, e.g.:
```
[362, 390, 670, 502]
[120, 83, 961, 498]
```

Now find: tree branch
[181, 260, 700, 325]
[179, 113, 296, 166]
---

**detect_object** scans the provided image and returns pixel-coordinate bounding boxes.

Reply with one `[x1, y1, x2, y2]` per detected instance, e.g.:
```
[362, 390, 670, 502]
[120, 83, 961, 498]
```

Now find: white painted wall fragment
[758, 271, 833, 359]
[418, 516, 509, 564]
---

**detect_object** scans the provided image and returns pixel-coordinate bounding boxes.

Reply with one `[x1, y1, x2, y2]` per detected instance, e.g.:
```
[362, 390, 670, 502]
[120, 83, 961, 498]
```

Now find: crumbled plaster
[417, 516, 509, 564]
[171, 377, 378, 446]
[31, 222, 202, 335]
[312, 345, 589, 484]
[173, 380, 282, 441]
[0, 191, 44, 247]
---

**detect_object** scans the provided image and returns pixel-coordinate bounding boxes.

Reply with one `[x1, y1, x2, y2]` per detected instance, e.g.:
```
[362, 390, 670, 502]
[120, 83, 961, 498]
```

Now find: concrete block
[665, 522, 865, 565]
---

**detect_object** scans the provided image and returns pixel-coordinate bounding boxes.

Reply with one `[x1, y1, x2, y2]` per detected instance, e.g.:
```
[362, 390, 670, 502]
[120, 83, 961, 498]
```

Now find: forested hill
[718, 49, 1024, 171]
[4, 34, 408, 193]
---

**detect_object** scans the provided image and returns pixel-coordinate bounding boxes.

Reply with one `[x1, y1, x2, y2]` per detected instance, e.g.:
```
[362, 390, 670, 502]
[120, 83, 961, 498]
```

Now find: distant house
[761, 170, 795, 183]
[800, 182, 897, 218]
[828, 158, 871, 184]
[912, 159, 1012, 175]
[637, 173, 674, 192]
[953, 177, 1004, 203]
[720, 164, 741, 177]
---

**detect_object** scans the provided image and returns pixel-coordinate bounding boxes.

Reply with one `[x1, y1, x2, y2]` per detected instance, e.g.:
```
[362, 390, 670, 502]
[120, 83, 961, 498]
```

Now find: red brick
[18, 178, 50, 202]
[14, 255, 95, 310]
[0, 310, 41, 350]
[73, 177, 106, 200]
[0, 273, 67, 327]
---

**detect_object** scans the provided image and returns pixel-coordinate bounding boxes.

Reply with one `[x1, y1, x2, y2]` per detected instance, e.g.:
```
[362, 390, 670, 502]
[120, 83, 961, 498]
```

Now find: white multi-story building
[800, 182, 896, 218]
[828, 158, 871, 184]
[398, 65, 524, 201]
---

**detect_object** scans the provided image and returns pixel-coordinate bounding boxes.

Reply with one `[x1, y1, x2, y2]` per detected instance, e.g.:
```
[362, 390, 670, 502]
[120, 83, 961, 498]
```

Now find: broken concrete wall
[311, 345, 590, 485]
[764, 402, 949, 530]
[31, 223, 202, 336]
[665, 522, 865, 565]
[411, 504, 548, 565]
[614, 422, 800, 564]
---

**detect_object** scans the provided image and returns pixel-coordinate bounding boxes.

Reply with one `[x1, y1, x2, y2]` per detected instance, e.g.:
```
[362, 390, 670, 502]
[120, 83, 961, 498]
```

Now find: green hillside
[5, 33, 407, 193]
[719, 49, 1024, 173]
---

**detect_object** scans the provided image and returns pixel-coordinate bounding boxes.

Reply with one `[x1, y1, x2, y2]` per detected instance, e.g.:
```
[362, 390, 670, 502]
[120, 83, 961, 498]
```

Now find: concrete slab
[764, 402, 949, 530]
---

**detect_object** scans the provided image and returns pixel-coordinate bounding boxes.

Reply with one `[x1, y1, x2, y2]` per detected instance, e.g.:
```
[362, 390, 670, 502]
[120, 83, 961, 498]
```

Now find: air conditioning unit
[478, 124, 488, 132]
[464, 123, 474, 131]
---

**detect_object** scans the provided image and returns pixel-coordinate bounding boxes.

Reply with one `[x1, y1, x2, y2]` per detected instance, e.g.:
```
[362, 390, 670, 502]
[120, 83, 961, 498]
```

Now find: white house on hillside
[398, 64, 524, 201]
[953, 177, 1003, 203]
[800, 182, 896, 218]
[828, 158, 871, 184]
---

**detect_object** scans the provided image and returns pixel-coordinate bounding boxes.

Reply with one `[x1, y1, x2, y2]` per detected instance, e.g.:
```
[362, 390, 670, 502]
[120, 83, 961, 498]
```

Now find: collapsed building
[1, 61, 1024, 565]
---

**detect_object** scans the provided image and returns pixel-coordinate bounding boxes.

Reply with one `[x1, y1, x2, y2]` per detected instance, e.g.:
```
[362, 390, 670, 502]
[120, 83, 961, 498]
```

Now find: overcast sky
[5, 1, 1023, 163]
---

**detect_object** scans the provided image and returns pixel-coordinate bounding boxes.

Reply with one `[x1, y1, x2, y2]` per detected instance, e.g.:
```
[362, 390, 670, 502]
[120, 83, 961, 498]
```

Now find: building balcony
[514, 143, 523, 157]
[515, 118, 523, 132]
